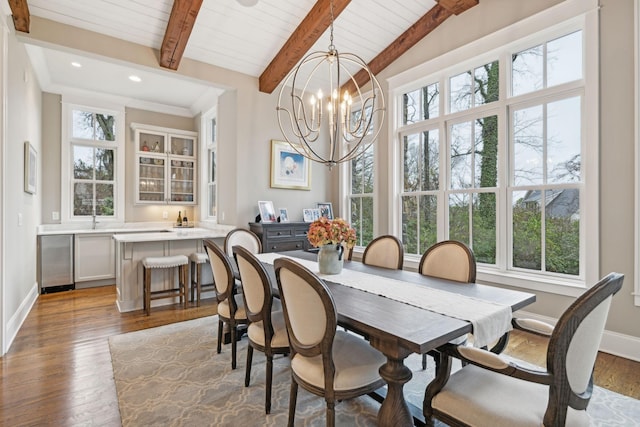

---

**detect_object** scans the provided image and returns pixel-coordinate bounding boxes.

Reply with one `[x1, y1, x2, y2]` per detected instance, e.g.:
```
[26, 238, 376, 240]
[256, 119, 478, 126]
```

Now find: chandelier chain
[328, 0, 335, 52]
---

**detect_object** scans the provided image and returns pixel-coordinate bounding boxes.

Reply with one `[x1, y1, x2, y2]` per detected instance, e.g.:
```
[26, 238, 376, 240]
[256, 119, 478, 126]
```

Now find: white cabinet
[132, 123, 198, 205]
[74, 233, 115, 283]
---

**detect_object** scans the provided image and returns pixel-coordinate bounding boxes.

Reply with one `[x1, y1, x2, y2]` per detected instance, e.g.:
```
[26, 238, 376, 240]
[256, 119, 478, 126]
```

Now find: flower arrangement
[307, 217, 356, 249]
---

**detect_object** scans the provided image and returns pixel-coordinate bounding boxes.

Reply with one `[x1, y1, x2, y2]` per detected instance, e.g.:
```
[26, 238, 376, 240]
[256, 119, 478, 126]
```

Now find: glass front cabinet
[132, 123, 198, 205]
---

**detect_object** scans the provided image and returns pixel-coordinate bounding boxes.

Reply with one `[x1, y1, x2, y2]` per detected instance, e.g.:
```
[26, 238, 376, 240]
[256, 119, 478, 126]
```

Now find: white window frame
[388, 0, 598, 297]
[60, 96, 125, 224]
[199, 106, 217, 225]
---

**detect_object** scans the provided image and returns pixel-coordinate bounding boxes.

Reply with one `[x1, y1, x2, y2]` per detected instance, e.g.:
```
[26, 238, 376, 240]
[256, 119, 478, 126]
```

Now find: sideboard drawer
[266, 240, 305, 252]
[266, 228, 294, 239]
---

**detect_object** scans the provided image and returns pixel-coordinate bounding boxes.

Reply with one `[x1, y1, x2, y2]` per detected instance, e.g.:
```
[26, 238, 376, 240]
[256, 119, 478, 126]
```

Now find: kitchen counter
[112, 227, 230, 242]
[37, 222, 175, 235]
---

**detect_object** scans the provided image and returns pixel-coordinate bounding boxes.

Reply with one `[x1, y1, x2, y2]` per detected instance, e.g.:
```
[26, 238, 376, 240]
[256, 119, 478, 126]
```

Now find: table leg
[377, 355, 414, 427]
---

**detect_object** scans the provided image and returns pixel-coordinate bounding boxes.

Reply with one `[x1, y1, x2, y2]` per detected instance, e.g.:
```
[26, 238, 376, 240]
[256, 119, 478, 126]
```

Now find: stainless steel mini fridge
[37, 234, 74, 293]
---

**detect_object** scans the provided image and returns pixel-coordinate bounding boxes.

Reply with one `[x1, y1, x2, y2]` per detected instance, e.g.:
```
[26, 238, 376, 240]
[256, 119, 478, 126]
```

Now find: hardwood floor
[1, 285, 638, 426]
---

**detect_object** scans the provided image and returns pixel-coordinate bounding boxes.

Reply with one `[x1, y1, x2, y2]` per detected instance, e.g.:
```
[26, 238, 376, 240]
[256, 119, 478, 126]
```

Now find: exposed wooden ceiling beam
[160, 0, 203, 70]
[8, 0, 30, 33]
[342, 0, 478, 95]
[259, 0, 351, 94]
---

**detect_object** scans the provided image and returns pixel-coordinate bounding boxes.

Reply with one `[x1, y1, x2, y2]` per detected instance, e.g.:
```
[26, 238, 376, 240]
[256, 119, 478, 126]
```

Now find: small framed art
[303, 208, 314, 222]
[258, 200, 277, 223]
[279, 208, 289, 222]
[317, 202, 333, 219]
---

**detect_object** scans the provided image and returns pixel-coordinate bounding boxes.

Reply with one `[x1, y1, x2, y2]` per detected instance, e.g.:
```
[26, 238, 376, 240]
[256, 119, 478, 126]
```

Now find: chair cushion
[432, 364, 590, 427]
[142, 255, 188, 268]
[247, 310, 289, 348]
[217, 294, 247, 320]
[291, 330, 386, 391]
[189, 252, 208, 264]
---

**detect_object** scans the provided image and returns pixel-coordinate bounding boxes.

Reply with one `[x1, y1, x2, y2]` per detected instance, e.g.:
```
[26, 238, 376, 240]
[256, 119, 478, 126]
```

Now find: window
[391, 11, 597, 293]
[207, 117, 217, 218]
[61, 100, 124, 222]
[200, 107, 217, 222]
[346, 106, 374, 247]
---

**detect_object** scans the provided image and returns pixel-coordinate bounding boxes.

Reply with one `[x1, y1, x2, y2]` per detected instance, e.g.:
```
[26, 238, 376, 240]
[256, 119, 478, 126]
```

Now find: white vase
[318, 244, 344, 275]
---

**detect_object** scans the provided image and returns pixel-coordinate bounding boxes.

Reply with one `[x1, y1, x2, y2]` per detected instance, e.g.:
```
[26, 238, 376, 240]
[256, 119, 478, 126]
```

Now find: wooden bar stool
[189, 252, 214, 306]
[142, 255, 189, 315]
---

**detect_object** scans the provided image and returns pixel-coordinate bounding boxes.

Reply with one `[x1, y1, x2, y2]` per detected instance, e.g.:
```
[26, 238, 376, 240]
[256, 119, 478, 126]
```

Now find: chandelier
[276, 0, 385, 170]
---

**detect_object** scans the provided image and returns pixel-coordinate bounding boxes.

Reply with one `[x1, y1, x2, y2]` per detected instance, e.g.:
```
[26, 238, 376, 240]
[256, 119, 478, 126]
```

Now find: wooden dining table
[258, 250, 536, 427]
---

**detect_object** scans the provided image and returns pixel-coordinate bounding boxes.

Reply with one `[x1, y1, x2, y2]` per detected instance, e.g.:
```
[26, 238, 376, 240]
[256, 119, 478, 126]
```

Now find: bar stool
[142, 255, 189, 316]
[189, 252, 214, 306]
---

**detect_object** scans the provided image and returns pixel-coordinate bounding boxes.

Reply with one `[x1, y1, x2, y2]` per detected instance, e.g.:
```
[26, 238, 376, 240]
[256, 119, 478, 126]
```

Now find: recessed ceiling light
[71, 62, 82, 68]
[237, 0, 258, 6]
[129, 75, 142, 82]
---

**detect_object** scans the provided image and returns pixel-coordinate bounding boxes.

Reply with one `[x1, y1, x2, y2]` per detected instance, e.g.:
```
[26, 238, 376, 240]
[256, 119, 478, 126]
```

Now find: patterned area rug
[109, 316, 640, 426]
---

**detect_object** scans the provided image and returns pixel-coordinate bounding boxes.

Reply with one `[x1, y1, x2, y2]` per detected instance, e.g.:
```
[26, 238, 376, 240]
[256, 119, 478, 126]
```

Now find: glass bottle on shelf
[153, 141, 160, 152]
[176, 211, 182, 226]
[182, 213, 188, 226]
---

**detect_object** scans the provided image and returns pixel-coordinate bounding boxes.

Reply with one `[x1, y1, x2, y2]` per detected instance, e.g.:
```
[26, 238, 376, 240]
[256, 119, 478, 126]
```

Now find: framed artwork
[270, 140, 311, 190]
[303, 208, 314, 222]
[24, 141, 37, 194]
[279, 208, 289, 222]
[258, 200, 277, 223]
[312, 208, 321, 221]
[317, 202, 333, 219]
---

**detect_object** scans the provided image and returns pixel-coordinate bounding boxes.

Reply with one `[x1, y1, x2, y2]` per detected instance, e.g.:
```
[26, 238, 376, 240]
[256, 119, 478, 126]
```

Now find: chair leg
[231, 324, 237, 369]
[217, 320, 223, 354]
[190, 261, 196, 303]
[196, 263, 202, 307]
[422, 353, 427, 370]
[245, 345, 253, 387]
[287, 380, 298, 427]
[266, 354, 273, 414]
[326, 399, 335, 427]
[144, 267, 151, 316]
[181, 265, 187, 309]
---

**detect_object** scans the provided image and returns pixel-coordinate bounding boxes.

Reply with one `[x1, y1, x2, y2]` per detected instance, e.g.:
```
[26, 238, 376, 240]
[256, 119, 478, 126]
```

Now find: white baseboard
[515, 309, 640, 363]
[4, 282, 39, 355]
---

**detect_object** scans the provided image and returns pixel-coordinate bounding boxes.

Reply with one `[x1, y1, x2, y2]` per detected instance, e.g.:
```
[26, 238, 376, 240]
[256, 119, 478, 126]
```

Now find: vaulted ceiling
[7, 0, 477, 112]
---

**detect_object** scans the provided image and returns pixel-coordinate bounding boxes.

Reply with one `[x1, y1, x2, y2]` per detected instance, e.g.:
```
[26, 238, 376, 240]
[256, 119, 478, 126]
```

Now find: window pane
[474, 61, 499, 105]
[450, 121, 472, 189]
[547, 97, 581, 183]
[450, 71, 472, 113]
[95, 148, 114, 181]
[547, 31, 582, 87]
[513, 105, 544, 186]
[449, 193, 469, 243]
[473, 193, 496, 264]
[545, 188, 579, 275]
[403, 134, 420, 191]
[351, 155, 363, 194]
[512, 190, 542, 270]
[403, 89, 421, 125]
[422, 130, 439, 191]
[74, 183, 93, 216]
[209, 183, 217, 217]
[361, 196, 374, 246]
[209, 151, 216, 183]
[96, 184, 114, 216]
[362, 145, 374, 193]
[512, 45, 543, 97]
[425, 83, 439, 119]
[95, 114, 115, 141]
[73, 145, 94, 179]
[419, 195, 438, 255]
[72, 110, 94, 139]
[475, 116, 498, 188]
[402, 195, 418, 254]
[403, 83, 439, 125]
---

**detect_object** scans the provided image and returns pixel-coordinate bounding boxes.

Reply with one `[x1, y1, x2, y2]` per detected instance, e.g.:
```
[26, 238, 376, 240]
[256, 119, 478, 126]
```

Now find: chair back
[362, 235, 404, 270]
[233, 245, 275, 333]
[274, 258, 337, 361]
[204, 239, 235, 303]
[419, 240, 476, 283]
[224, 228, 262, 257]
[543, 272, 623, 424]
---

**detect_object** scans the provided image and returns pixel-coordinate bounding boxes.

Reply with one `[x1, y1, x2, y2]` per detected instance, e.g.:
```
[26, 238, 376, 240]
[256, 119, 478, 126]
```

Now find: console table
[249, 221, 311, 253]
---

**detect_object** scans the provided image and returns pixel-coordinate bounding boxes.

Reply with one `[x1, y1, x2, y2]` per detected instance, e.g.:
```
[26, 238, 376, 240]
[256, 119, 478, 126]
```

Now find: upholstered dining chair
[232, 245, 289, 414]
[423, 272, 624, 427]
[274, 257, 387, 427]
[362, 234, 404, 270]
[419, 240, 482, 370]
[224, 228, 262, 257]
[204, 239, 248, 370]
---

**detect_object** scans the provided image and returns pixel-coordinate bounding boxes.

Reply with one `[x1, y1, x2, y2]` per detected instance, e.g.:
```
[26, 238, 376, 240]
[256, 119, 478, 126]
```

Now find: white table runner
[257, 252, 512, 348]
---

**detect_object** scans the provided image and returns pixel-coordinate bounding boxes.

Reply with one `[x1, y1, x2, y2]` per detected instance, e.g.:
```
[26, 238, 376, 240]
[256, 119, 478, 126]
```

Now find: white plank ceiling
[18, 0, 438, 114]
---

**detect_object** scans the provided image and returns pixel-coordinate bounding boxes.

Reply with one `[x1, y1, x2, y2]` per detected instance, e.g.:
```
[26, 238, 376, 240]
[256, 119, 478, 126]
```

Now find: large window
[62, 101, 124, 222]
[200, 107, 217, 223]
[392, 12, 596, 292]
[207, 117, 217, 219]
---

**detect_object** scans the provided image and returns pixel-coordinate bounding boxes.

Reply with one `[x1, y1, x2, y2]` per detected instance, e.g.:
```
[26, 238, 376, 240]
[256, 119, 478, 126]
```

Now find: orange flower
[307, 217, 356, 249]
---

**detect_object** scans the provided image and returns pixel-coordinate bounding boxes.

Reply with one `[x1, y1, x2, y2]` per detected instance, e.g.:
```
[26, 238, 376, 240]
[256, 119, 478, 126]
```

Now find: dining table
[254, 250, 536, 427]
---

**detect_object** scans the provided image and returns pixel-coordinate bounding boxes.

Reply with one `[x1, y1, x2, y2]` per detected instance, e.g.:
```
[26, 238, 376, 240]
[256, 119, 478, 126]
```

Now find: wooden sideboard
[249, 221, 311, 253]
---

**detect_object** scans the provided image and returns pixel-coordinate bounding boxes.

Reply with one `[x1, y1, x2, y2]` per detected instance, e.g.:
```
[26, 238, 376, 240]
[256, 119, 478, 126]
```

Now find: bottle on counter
[182, 213, 188, 226]
[176, 211, 182, 226]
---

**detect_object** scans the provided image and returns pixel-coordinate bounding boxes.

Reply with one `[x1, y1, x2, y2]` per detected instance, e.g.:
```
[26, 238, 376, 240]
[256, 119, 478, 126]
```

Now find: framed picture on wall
[270, 140, 311, 190]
